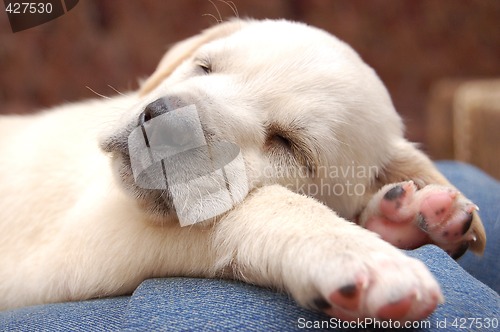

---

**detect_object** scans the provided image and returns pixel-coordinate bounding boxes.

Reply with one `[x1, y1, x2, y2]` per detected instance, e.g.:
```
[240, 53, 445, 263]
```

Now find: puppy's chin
[99, 131, 177, 223]
[108, 151, 179, 224]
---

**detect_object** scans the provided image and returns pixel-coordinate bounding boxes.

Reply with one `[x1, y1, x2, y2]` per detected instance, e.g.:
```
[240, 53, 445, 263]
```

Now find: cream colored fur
[0, 19, 484, 319]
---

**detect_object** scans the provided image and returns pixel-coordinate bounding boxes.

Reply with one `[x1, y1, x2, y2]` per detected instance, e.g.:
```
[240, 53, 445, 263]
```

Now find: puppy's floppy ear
[140, 19, 246, 96]
[380, 140, 486, 254]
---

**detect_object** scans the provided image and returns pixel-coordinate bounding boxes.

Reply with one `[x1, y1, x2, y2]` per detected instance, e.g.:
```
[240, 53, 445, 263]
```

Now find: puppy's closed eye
[267, 133, 293, 151]
[265, 127, 315, 174]
[194, 56, 212, 74]
[198, 63, 212, 74]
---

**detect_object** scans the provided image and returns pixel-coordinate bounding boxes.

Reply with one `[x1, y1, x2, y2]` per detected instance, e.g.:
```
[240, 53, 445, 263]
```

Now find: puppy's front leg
[212, 185, 443, 321]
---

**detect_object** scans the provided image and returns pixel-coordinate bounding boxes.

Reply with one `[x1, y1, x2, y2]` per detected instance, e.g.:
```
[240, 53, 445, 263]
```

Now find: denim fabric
[436, 161, 500, 294]
[1, 161, 499, 331]
[0, 297, 129, 332]
[121, 248, 499, 332]
[123, 278, 326, 331]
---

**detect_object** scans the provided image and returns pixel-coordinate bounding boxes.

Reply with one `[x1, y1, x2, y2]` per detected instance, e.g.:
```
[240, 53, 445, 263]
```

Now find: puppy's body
[0, 19, 485, 320]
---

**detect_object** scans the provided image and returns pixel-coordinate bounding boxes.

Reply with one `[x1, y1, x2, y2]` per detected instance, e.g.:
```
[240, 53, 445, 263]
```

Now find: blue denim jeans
[1, 162, 499, 331]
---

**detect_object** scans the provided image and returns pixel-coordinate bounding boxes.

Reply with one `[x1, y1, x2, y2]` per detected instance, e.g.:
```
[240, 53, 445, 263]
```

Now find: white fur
[1, 19, 480, 320]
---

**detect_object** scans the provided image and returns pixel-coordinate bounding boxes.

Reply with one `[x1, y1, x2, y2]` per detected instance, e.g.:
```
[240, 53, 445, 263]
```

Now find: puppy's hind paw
[360, 181, 481, 258]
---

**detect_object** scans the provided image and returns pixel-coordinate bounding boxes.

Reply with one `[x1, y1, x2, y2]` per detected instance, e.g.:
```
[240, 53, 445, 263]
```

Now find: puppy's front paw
[299, 244, 443, 321]
[361, 181, 479, 258]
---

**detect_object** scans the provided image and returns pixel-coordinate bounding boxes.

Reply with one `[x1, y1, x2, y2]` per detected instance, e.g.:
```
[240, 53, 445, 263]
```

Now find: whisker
[86, 86, 111, 99]
[107, 85, 126, 96]
[217, 0, 238, 18]
[208, 0, 223, 22]
[202, 13, 221, 24]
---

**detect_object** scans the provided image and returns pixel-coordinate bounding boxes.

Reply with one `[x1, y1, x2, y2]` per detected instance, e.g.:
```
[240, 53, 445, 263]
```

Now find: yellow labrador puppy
[0, 19, 485, 321]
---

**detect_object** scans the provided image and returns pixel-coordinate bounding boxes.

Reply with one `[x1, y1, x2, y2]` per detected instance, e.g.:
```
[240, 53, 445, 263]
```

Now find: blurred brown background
[1, 0, 499, 174]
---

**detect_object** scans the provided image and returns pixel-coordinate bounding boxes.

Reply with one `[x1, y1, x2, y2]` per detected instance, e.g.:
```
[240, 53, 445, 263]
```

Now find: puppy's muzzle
[129, 96, 249, 226]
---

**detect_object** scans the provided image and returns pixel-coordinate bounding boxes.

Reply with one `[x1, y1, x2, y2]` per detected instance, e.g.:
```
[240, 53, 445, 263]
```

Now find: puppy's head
[101, 19, 404, 225]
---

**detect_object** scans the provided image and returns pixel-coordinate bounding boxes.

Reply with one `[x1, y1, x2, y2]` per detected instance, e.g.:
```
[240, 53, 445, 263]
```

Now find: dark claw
[338, 284, 358, 298]
[384, 185, 405, 201]
[312, 297, 332, 310]
[462, 213, 473, 235]
[451, 242, 469, 259]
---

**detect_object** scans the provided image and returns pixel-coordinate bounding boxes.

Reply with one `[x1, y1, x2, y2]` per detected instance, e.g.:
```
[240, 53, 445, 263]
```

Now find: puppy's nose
[138, 98, 171, 126]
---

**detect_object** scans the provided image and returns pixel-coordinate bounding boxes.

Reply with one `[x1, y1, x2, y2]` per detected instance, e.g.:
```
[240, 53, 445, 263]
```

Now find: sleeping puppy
[0, 19, 486, 321]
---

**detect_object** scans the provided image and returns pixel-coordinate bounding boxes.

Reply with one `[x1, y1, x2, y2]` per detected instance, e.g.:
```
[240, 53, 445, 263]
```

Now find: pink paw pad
[362, 181, 479, 259]
[419, 190, 455, 227]
[377, 294, 414, 320]
[427, 211, 474, 243]
[413, 292, 442, 320]
[417, 188, 477, 257]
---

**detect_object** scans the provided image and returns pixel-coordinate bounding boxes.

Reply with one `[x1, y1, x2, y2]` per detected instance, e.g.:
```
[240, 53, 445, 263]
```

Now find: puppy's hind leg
[359, 140, 486, 257]
[212, 185, 442, 321]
